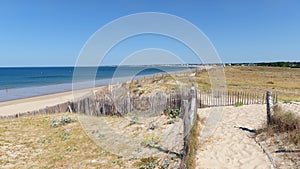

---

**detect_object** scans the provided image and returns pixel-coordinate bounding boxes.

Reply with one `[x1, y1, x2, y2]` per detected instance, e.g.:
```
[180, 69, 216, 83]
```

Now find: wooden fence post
[266, 91, 274, 125]
[180, 86, 197, 169]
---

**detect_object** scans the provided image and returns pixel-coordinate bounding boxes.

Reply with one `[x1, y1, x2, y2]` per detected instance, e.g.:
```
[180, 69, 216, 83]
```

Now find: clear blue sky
[0, 0, 299, 66]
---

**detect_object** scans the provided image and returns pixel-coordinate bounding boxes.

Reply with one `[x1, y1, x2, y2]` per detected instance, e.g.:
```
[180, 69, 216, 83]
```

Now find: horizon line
[0, 61, 299, 68]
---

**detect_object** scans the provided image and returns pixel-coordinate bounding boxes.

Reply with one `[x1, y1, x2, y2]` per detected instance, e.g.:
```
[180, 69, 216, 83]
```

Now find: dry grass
[129, 66, 300, 101]
[256, 105, 300, 145]
[272, 105, 300, 145]
[133, 157, 158, 168]
[0, 113, 129, 168]
[186, 115, 204, 169]
[255, 104, 300, 168]
[195, 66, 300, 101]
[0, 112, 185, 168]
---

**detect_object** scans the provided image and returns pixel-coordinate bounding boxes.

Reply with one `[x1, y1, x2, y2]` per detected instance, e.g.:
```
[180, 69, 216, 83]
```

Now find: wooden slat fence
[72, 92, 182, 117]
[198, 90, 278, 108]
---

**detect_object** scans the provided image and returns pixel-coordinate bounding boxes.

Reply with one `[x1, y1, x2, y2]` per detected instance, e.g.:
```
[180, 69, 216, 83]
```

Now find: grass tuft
[141, 134, 161, 148]
[186, 115, 203, 169]
[272, 105, 300, 144]
[234, 102, 244, 107]
[257, 104, 300, 145]
[133, 157, 158, 169]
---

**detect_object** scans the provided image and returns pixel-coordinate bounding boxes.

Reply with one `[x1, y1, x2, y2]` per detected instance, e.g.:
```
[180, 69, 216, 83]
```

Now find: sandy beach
[196, 105, 274, 169]
[0, 86, 105, 117]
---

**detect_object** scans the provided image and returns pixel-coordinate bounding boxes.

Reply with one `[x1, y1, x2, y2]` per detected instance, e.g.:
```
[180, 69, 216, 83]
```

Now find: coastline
[0, 67, 197, 117]
[0, 72, 186, 117]
[0, 66, 195, 102]
[0, 85, 106, 117]
[0, 76, 126, 102]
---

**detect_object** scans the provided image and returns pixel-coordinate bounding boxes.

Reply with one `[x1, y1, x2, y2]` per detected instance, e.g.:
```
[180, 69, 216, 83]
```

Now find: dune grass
[186, 115, 204, 169]
[0, 113, 126, 168]
[256, 104, 300, 145]
[254, 104, 300, 167]
[0, 112, 185, 168]
[271, 105, 300, 145]
[130, 66, 300, 101]
[195, 66, 300, 101]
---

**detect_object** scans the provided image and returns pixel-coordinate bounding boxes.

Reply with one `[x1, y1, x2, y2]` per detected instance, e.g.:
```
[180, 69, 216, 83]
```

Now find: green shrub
[129, 116, 138, 126]
[234, 102, 244, 107]
[161, 159, 170, 169]
[164, 109, 182, 118]
[51, 116, 72, 127]
[60, 133, 70, 141]
[141, 134, 161, 148]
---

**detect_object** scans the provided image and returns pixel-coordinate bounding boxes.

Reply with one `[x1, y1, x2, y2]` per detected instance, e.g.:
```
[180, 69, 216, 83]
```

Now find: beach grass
[186, 115, 204, 169]
[130, 66, 300, 101]
[0, 112, 184, 168]
[0, 113, 124, 168]
[256, 105, 300, 145]
[195, 66, 300, 101]
[270, 105, 300, 145]
[255, 104, 300, 167]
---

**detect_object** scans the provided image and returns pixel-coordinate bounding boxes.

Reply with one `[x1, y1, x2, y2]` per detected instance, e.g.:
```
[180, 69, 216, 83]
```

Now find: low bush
[234, 102, 244, 107]
[141, 134, 161, 148]
[129, 116, 138, 126]
[271, 105, 300, 144]
[257, 105, 300, 145]
[163, 109, 182, 119]
[51, 116, 73, 127]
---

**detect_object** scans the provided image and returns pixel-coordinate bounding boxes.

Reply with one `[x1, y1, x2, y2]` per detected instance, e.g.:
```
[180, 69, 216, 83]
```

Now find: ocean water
[0, 66, 191, 102]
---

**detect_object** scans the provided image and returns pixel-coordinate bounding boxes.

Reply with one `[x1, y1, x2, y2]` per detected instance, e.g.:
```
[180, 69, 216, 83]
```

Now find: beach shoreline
[0, 85, 107, 117]
[0, 66, 198, 117]
[0, 66, 195, 102]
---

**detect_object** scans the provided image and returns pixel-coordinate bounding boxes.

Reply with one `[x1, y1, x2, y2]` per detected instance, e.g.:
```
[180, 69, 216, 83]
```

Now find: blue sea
[0, 66, 191, 102]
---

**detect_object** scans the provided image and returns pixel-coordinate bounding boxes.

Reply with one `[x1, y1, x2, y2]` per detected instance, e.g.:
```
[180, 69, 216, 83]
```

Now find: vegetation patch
[255, 104, 300, 167]
[195, 66, 300, 101]
[163, 109, 182, 119]
[129, 116, 139, 126]
[234, 102, 244, 107]
[141, 134, 161, 148]
[266, 81, 274, 85]
[186, 115, 203, 169]
[134, 157, 158, 169]
[0, 113, 127, 168]
[272, 105, 300, 144]
[256, 105, 300, 145]
[51, 116, 73, 127]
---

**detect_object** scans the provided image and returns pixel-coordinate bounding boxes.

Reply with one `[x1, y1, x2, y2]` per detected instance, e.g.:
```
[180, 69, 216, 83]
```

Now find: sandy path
[196, 105, 274, 169]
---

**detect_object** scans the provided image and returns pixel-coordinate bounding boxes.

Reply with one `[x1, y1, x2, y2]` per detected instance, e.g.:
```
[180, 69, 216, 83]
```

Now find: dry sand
[196, 104, 274, 169]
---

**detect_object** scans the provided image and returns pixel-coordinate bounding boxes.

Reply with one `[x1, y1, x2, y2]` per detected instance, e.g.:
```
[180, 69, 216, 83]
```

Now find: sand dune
[197, 105, 274, 169]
